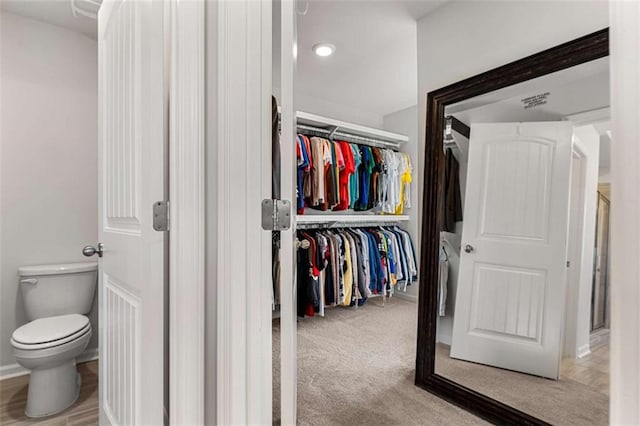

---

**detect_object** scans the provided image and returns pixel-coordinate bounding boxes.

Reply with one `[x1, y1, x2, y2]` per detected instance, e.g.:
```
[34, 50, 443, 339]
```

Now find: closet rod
[296, 221, 402, 230]
[297, 124, 402, 150]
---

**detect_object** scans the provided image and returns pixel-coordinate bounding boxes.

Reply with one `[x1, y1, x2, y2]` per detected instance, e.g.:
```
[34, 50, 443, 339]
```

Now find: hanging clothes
[335, 142, 355, 211]
[272, 96, 281, 309]
[310, 137, 330, 207]
[349, 145, 362, 209]
[296, 226, 418, 317]
[441, 148, 463, 232]
[296, 135, 413, 215]
[296, 135, 311, 213]
[396, 152, 413, 214]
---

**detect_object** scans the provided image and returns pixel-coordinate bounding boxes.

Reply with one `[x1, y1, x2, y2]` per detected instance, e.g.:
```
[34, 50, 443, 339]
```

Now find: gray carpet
[273, 297, 487, 426]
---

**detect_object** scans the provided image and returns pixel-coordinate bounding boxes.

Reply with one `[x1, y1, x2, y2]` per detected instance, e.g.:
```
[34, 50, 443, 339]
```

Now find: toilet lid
[12, 314, 90, 345]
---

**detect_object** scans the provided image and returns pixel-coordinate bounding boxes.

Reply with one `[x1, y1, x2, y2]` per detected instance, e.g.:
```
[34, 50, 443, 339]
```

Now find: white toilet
[10, 262, 97, 418]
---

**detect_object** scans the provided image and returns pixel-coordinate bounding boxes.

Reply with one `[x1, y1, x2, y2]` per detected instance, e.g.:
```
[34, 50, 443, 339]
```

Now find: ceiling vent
[70, 0, 102, 20]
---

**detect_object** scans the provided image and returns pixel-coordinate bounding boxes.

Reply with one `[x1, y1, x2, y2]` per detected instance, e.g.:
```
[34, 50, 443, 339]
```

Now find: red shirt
[334, 141, 355, 211]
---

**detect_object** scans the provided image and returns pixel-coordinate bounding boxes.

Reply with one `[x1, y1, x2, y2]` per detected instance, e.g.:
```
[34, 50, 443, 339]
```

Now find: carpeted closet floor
[274, 296, 609, 426]
[272, 297, 487, 426]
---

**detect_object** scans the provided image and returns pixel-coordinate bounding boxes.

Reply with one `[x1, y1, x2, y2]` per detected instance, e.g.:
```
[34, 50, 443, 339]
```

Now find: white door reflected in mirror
[450, 121, 573, 380]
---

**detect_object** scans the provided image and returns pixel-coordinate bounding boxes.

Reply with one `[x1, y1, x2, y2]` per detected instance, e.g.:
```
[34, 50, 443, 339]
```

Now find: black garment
[441, 148, 463, 232]
[296, 236, 321, 316]
[272, 96, 281, 307]
[322, 233, 336, 306]
[272, 96, 281, 199]
[296, 245, 310, 316]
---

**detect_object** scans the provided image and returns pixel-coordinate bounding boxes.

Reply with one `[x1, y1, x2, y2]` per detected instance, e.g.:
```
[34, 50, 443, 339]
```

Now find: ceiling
[4, 0, 444, 119]
[1, 0, 98, 39]
[446, 56, 611, 173]
[292, 0, 446, 119]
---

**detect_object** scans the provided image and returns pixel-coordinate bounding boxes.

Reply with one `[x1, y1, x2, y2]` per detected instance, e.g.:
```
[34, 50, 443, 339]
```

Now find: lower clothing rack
[295, 235, 386, 310]
[295, 220, 410, 310]
[296, 213, 410, 230]
[296, 220, 404, 230]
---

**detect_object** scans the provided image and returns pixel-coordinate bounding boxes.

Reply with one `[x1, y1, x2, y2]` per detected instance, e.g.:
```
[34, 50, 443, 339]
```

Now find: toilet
[10, 262, 97, 418]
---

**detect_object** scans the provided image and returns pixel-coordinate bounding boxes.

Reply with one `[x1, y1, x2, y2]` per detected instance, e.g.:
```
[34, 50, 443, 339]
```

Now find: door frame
[278, 0, 298, 424]
[591, 191, 610, 331]
[416, 29, 608, 425]
[563, 114, 608, 360]
[168, 0, 205, 424]
[564, 146, 587, 360]
[205, 1, 274, 424]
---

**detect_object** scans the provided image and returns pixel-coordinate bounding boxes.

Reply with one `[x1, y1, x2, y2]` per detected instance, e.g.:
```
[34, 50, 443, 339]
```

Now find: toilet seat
[11, 314, 91, 351]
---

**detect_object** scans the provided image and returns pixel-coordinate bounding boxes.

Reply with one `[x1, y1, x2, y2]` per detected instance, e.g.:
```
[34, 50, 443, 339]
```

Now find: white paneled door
[450, 122, 573, 379]
[98, 0, 166, 424]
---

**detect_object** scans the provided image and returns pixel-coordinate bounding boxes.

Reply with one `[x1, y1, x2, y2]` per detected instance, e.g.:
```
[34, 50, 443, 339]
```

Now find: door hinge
[566, 260, 570, 268]
[261, 199, 291, 231]
[153, 201, 170, 232]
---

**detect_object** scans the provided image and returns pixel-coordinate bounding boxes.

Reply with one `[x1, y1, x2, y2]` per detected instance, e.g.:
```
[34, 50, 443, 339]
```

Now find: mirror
[416, 29, 610, 425]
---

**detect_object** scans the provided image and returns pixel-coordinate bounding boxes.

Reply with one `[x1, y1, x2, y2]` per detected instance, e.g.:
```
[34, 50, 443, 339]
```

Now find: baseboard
[78, 347, 99, 364]
[590, 328, 610, 350]
[577, 343, 592, 358]
[0, 347, 99, 381]
[437, 333, 452, 346]
[394, 292, 418, 303]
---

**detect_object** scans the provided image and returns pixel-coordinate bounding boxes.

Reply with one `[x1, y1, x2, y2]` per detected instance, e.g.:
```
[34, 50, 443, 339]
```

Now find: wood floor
[561, 342, 610, 395]
[0, 361, 98, 426]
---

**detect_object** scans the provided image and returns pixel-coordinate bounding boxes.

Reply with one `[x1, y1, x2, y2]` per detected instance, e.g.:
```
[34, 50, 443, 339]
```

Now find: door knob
[82, 243, 104, 258]
[464, 244, 474, 253]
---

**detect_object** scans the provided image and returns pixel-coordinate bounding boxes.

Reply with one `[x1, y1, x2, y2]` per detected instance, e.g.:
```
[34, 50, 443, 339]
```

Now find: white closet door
[98, 0, 166, 424]
[450, 122, 572, 380]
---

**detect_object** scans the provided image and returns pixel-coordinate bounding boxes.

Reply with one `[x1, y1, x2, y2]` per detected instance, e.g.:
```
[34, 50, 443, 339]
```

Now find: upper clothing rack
[282, 109, 412, 226]
[280, 109, 409, 150]
[297, 111, 408, 150]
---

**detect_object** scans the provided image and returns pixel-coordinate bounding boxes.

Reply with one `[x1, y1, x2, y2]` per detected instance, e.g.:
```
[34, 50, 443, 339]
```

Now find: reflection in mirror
[434, 57, 611, 425]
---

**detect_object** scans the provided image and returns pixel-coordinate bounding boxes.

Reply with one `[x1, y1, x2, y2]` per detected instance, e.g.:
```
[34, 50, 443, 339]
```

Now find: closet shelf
[296, 111, 408, 149]
[443, 116, 469, 164]
[296, 214, 409, 229]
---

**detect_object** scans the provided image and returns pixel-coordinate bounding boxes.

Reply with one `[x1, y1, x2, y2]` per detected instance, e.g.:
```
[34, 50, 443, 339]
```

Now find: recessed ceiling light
[313, 43, 335, 57]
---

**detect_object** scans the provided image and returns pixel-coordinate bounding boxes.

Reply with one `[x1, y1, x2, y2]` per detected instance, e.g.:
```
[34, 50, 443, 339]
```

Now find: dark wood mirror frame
[415, 28, 609, 425]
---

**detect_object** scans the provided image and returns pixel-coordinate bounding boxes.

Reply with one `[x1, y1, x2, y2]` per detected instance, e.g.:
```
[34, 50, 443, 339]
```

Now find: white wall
[383, 105, 420, 300]
[0, 12, 98, 376]
[610, 1, 640, 422]
[297, 92, 384, 129]
[273, 86, 384, 129]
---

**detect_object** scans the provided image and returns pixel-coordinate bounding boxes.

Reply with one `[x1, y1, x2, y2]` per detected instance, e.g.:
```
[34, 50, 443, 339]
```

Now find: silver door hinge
[153, 201, 170, 232]
[261, 199, 291, 231]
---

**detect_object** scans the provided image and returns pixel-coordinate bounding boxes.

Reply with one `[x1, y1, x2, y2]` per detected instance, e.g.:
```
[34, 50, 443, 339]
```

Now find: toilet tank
[18, 262, 98, 321]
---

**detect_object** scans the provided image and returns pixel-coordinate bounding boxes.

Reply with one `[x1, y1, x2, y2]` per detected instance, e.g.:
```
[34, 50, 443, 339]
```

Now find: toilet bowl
[11, 262, 97, 418]
[11, 314, 93, 417]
